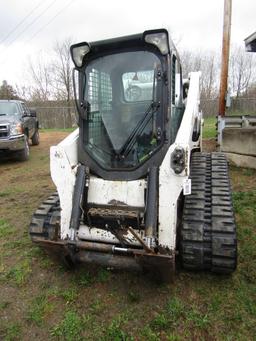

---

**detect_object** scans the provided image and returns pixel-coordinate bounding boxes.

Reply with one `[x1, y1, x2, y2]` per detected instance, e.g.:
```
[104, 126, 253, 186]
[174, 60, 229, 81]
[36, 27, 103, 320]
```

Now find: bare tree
[52, 38, 74, 126]
[180, 49, 219, 100]
[15, 84, 30, 101]
[230, 45, 256, 97]
[201, 54, 219, 99]
[27, 54, 53, 101]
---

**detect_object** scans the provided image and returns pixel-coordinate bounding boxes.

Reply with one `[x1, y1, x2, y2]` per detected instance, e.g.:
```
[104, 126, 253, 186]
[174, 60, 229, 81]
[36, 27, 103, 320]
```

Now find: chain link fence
[201, 97, 256, 117]
[29, 98, 256, 129]
[28, 102, 77, 129]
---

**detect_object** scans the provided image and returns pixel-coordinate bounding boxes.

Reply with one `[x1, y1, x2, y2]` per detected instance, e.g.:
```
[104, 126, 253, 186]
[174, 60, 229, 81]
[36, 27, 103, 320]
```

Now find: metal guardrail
[224, 115, 256, 128]
[217, 114, 256, 148]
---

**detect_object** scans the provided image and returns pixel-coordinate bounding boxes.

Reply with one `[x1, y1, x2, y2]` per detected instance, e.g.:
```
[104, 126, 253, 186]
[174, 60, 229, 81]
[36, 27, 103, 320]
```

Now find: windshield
[83, 50, 163, 169]
[0, 102, 19, 116]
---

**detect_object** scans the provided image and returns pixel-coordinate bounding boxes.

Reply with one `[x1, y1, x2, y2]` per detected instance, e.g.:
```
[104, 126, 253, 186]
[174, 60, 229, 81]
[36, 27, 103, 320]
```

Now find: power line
[26, 0, 75, 43]
[0, 0, 75, 66]
[4, 0, 58, 49]
[0, 1, 42, 45]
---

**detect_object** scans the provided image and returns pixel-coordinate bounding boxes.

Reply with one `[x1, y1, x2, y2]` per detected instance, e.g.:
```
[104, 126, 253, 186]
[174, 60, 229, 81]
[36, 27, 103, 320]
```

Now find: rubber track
[29, 192, 60, 241]
[181, 152, 237, 274]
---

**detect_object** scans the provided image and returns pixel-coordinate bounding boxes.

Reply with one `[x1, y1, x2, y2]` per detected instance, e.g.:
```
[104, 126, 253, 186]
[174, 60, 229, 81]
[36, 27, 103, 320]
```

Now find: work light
[70, 43, 90, 68]
[144, 31, 169, 55]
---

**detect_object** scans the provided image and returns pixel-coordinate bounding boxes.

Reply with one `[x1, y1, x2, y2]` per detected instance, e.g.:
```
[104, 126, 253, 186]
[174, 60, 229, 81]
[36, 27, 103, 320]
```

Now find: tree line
[1, 39, 256, 118]
[180, 45, 256, 100]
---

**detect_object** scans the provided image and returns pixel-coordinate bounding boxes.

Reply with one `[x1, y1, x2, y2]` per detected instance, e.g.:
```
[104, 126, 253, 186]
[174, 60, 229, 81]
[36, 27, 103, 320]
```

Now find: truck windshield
[83, 50, 162, 169]
[0, 102, 19, 116]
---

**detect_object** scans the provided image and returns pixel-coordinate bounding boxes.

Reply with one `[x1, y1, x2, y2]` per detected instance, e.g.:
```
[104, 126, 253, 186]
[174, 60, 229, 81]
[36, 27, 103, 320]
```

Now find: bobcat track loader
[30, 29, 237, 281]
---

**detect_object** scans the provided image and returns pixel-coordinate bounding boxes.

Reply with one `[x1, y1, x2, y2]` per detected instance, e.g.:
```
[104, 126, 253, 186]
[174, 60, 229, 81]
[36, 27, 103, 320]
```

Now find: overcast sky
[0, 0, 255, 86]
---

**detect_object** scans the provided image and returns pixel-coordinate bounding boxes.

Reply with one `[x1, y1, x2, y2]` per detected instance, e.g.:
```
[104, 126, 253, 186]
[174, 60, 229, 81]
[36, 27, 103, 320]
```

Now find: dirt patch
[202, 138, 216, 152]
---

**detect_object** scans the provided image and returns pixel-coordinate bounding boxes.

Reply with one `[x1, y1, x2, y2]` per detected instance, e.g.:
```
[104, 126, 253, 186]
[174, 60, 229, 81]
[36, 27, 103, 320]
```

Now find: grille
[88, 68, 112, 112]
[0, 124, 9, 138]
[87, 206, 142, 230]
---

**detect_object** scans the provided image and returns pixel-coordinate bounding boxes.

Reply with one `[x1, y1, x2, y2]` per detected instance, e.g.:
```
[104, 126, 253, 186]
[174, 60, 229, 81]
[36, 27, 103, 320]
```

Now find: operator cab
[71, 29, 185, 180]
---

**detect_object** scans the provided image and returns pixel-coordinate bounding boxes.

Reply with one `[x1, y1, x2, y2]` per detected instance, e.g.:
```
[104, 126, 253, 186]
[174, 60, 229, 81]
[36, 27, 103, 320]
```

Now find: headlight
[171, 147, 185, 174]
[10, 123, 23, 135]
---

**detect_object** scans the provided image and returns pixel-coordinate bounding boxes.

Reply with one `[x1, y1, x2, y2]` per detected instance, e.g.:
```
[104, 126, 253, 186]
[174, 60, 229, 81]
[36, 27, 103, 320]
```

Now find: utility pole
[218, 0, 232, 116]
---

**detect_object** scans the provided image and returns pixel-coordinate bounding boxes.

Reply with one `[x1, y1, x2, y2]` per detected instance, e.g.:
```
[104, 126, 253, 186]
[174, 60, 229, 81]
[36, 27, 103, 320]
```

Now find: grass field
[203, 117, 216, 139]
[0, 129, 255, 340]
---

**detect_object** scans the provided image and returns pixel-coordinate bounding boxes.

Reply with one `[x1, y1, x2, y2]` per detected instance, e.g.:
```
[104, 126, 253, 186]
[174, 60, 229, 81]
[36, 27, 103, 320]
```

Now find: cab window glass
[122, 70, 154, 102]
[21, 103, 29, 115]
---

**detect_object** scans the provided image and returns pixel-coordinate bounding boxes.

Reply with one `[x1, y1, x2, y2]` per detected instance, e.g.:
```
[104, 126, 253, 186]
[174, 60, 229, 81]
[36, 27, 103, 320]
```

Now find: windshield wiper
[118, 100, 160, 158]
[119, 67, 160, 158]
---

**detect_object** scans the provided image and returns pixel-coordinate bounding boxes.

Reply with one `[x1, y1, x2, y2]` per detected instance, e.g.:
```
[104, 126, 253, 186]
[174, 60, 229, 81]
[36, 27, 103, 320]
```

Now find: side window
[175, 62, 182, 106]
[25, 104, 30, 113]
[21, 103, 29, 115]
[171, 55, 176, 105]
[171, 55, 183, 106]
[122, 70, 154, 102]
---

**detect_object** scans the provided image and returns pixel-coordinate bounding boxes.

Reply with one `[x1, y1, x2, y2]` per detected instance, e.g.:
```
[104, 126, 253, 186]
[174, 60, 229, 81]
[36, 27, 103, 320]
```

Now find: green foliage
[186, 307, 209, 329]
[0, 191, 11, 197]
[0, 301, 10, 310]
[5, 259, 31, 286]
[233, 191, 256, 215]
[203, 116, 216, 139]
[242, 168, 255, 177]
[0, 80, 19, 100]
[103, 315, 132, 341]
[167, 334, 182, 341]
[96, 268, 110, 283]
[26, 294, 54, 326]
[3, 237, 31, 253]
[150, 297, 185, 332]
[140, 326, 160, 341]
[166, 297, 185, 321]
[1, 323, 21, 341]
[0, 187, 23, 198]
[89, 298, 104, 314]
[51, 311, 85, 341]
[73, 269, 93, 286]
[127, 290, 141, 303]
[150, 313, 170, 330]
[0, 219, 13, 238]
[59, 288, 79, 304]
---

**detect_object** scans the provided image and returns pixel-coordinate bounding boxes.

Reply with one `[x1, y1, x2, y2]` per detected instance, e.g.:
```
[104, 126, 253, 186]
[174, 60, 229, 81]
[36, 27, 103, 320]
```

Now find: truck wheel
[31, 130, 40, 145]
[17, 135, 30, 161]
[180, 152, 237, 274]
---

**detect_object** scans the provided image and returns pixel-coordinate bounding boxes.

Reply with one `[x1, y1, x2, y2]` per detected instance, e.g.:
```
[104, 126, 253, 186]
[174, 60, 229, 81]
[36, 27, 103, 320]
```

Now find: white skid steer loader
[30, 29, 237, 281]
